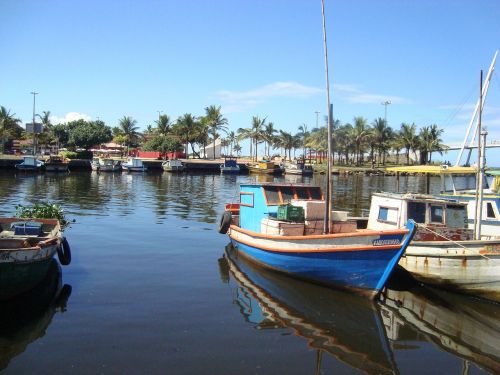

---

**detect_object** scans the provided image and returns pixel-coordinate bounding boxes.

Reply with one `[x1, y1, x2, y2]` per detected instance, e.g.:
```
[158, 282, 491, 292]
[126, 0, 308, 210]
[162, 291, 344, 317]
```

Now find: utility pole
[30, 91, 38, 155]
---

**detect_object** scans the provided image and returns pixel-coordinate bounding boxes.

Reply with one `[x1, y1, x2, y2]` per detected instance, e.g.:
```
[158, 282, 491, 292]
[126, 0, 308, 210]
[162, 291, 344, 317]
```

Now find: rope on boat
[415, 223, 490, 260]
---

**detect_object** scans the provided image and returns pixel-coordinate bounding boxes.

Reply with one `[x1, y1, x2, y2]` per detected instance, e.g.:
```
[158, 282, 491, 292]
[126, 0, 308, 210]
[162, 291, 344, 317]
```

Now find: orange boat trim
[230, 225, 408, 241]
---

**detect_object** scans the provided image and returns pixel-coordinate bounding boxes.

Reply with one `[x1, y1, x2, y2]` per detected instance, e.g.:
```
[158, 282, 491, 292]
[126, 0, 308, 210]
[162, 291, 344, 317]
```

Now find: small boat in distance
[0, 218, 71, 300]
[91, 158, 122, 172]
[15, 156, 44, 172]
[44, 155, 69, 173]
[122, 157, 147, 172]
[220, 157, 240, 174]
[162, 159, 185, 173]
[283, 159, 313, 176]
[219, 183, 416, 299]
[247, 160, 283, 175]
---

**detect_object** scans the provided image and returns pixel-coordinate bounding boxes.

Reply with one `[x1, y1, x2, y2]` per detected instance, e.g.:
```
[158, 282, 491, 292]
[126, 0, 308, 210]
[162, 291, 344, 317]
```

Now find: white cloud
[214, 81, 322, 113]
[51, 112, 92, 124]
[332, 83, 409, 105]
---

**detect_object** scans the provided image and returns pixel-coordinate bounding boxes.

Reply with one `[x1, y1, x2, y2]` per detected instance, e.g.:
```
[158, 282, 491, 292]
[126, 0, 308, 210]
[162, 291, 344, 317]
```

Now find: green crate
[277, 204, 305, 222]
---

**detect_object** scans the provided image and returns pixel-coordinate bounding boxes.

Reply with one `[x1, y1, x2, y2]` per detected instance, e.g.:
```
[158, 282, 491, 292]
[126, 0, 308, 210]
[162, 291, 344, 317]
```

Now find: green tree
[155, 114, 172, 136]
[399, 123, 418, 165]
[351, 116, 370, 166]
[68, 119, 112, 150]
[118, 116, 140, 153]
[173, 113, 199, 158]
[0, 106, 22, 151]
[142, 135, 183, 154]
[204, 105, 228, 159]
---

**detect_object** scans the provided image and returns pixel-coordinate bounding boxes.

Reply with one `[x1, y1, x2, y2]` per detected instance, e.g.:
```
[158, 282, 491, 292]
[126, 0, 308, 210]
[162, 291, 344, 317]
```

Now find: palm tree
[118, 116, 140, 154]
[276, 130, 301, 161]
[0, 106, 21, 152]
[155, 114, 172, 136]
[263, 122, 277, 157]
[428, 124, 446, 163]
[250, 116, 266, 160]
[226, 131, 237, 156]
[36, 110, 53, 152]
[204, 105, 228, 159]
[298, 123, 309, 160]
[371, 117, 393, 165]
[237, 127, 253, 159]
[351, 116, 370, 166]
[233, 143, 242, 157]
[399, 123, 418, 165]
[174, 113, 197, 158]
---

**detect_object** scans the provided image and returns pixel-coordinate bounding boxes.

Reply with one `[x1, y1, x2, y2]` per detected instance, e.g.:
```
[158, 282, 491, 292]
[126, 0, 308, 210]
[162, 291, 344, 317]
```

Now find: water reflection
[379, 276, 500, 374]
[0, 259, 72, 370]
[220, 244, 398, 374]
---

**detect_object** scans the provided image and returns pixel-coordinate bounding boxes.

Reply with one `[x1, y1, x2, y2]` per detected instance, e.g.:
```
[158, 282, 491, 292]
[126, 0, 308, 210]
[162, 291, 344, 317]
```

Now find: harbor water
[0, 171, 498, 374]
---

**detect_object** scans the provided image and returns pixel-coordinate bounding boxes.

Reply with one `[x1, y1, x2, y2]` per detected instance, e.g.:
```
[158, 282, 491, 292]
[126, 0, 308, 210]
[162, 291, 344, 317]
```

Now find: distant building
[200, 138, 221, 159]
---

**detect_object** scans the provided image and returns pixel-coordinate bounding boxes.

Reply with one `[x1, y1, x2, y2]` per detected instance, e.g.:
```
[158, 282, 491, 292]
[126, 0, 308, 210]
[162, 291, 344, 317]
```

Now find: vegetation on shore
[1, 104, 446, 166]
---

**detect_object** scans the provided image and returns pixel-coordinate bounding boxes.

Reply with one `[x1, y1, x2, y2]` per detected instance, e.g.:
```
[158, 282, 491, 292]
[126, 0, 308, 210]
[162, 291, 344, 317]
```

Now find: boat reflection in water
[0, 259, 72, 370]
[378, 275, 500, 374]
[220, 244, 398, 375]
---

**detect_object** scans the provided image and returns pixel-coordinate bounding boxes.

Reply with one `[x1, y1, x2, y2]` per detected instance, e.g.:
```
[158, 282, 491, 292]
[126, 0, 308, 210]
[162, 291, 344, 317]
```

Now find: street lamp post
[315, 111, 320, 128]
[157, 110, 162, 122]
[30, 91, 38, 155]
[381, 100, 391, 126]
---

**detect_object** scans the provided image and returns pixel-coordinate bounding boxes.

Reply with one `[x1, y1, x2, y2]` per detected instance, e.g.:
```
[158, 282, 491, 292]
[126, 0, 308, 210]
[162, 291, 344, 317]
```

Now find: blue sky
[2, 0, 500, 164]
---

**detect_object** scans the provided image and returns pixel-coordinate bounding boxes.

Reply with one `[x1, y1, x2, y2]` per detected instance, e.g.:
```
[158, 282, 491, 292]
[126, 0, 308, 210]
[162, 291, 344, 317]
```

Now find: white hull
[399, 240, 500, 302]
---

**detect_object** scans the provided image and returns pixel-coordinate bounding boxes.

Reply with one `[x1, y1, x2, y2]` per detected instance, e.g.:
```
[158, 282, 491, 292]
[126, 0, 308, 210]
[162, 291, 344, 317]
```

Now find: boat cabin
[367, 192, 473, 241]
[238, 183, 323, 232]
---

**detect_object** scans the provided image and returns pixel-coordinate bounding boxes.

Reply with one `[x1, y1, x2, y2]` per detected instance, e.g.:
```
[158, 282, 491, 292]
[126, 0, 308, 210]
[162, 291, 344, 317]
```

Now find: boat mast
[321, 0, 333, 234]
[474, 70, 486, 240]
[455, 51, 497, 167]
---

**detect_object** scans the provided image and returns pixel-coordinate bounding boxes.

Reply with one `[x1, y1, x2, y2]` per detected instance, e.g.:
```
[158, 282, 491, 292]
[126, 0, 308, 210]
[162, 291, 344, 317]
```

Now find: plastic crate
[11, 221, 43, 236]
[277, 204, 305, 222]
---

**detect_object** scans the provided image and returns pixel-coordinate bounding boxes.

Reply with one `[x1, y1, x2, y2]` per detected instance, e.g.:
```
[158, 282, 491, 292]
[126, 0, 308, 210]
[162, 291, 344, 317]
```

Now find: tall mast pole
[321, 0, 332, 234]
[474, 70, 484, 240]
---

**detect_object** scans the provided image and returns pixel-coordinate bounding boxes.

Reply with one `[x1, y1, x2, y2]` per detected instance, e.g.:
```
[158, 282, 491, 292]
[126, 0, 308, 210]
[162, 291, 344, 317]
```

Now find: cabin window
[408, 202, 426, 224]
[263, 186, 280, 205]
[281, 186, 295, 202]
[446, 205, 466, 228]
[295, 187, 310, 200]
[310, 187, 322, 200]
[377, 207, 398, 224]
[429, 205, 444, 224]
[486, 202, 496, 219]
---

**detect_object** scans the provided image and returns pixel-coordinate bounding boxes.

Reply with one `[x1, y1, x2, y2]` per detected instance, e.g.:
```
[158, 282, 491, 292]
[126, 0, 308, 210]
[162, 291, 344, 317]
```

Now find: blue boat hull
[229, 221, 416, 298]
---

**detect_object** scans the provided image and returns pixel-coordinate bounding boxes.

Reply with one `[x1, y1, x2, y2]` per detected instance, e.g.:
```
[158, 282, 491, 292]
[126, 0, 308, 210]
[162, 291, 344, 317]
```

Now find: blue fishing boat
[220, 157, 240, 174]
[219, 183, 416, 299]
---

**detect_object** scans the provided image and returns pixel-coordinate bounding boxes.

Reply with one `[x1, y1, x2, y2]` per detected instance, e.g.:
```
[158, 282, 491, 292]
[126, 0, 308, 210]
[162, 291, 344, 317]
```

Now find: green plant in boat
[15, 202, 71, 229]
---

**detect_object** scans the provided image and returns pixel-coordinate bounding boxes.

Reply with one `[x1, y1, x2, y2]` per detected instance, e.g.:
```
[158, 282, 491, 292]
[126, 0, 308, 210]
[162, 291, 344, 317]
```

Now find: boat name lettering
[372, 238, 400, 246]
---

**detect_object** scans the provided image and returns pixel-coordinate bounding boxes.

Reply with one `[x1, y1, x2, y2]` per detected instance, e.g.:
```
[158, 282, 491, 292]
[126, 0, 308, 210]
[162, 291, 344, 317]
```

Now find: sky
[2, 0, 500, 164]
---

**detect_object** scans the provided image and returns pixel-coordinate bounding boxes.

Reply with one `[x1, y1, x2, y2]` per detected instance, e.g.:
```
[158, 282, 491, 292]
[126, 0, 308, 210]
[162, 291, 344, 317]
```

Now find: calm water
[0, 171, 498, 374]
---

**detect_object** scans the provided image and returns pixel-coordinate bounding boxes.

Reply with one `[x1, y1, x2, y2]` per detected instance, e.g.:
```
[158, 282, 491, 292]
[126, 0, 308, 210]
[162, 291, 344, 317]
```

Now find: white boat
[365, 191, 500, 302]
[0, 218, 71, 300]
[15, 156, 44, 172]
[283, 160, 313, 176]
[162, 159, 184, 172]
[122, 158, 147, 172]
[91, 158, 121, 172]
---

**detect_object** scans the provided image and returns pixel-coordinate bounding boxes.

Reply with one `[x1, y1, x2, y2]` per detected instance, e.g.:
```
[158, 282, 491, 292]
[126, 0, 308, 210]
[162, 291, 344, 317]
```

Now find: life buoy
[218, 211, 232, 234]
[57, 237, 72, 266]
